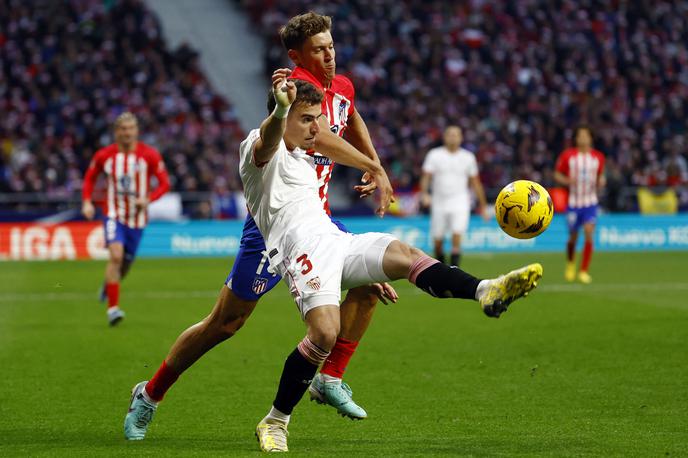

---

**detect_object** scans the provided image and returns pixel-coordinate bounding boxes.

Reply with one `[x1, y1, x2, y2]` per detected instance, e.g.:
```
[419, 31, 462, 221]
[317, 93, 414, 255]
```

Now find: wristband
[273, 104, 291, 119]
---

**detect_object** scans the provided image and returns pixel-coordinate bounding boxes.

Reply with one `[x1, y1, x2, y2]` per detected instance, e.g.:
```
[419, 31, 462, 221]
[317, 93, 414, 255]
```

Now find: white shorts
[272, 231, 396, 319]
[430, 201, 470, 238]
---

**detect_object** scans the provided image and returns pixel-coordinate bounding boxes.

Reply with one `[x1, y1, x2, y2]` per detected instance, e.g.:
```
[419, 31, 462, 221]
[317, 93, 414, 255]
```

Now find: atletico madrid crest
[252, 277, 268, 295]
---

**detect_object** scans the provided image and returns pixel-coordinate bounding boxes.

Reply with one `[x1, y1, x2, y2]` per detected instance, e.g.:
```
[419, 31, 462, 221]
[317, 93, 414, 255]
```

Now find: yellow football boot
[479, 263, 543, 318]
[256, 419, 288, 452]
[578, 271, 592, 284]
[564, 262, 576, 282]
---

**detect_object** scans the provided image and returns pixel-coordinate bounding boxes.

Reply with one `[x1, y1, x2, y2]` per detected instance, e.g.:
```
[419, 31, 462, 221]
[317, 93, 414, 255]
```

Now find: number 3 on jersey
[296, 254, 313, 275]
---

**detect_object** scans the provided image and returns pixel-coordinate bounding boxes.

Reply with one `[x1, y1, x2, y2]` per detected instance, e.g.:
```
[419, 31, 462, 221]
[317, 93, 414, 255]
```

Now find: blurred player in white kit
[420, 126, 488, 267]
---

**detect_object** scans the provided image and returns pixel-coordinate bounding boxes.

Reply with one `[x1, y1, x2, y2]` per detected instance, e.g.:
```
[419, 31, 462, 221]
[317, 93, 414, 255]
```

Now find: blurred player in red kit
[82, 112, 170, 325]
[554, 126, 605, 284]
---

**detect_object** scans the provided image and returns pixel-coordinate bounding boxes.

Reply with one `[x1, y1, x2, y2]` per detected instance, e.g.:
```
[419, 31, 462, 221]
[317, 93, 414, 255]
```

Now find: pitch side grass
[1, 252, 686, 456]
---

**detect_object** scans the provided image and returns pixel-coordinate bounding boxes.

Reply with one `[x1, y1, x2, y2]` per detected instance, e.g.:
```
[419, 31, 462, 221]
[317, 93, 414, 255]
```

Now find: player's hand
[82, 201, 95, 220]
[271, 68, 296, 108]
[420, 192, 432, 209]
[353, 172, 378, 198]
[479, 206, 491, 222]
[135, 197, 149, 212]
[372, 282, 399, 305]
[371, 168, 394, 217]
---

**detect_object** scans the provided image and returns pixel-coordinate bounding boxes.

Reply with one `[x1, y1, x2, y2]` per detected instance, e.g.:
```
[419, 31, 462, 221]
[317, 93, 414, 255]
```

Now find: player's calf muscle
[205, 288, 257, 337]
[381, 241, 425, 280]
[343, 285, 378, 309]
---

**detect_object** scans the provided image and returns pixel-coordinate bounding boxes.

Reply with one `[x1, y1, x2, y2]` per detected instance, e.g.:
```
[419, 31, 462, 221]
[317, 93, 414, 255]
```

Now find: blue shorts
[103, 218, 144, 261]
[566, 205, 598, 232]
[226, 215, 349, 301]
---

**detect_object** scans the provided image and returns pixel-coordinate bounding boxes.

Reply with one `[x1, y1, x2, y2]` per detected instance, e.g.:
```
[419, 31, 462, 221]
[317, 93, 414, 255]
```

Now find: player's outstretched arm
[344, 108, 379, 162]
[344, 108, 380, 198]
[314, 124, 394, 216]
[254, 68, 296, 165]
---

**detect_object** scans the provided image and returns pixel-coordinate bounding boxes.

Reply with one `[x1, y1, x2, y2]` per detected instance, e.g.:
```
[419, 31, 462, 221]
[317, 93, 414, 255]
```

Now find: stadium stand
[2, 0, 687, 215]
[0, 0, 245, 217]
[241, 0, 688, 210]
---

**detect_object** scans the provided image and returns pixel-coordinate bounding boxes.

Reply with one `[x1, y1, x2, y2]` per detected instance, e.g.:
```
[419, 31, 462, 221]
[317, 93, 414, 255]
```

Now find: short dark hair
[266, 80, 323, 114]
[573, 125, 592, 142]
[279, 12, 332, 51]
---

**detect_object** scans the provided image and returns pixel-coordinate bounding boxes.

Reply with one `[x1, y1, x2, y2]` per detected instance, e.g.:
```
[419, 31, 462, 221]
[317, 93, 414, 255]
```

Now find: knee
[109, 247, 124, 265]
[409, 246, 426, 259]
[405, 245, 426, 266]
[308, 324, 339, 351]
[203, 298, 254, 341]
[383, 241, 428, 280]
[397, 241, 426, 263]
[223, 314, 250, 338]
[201, 317, 235, 342]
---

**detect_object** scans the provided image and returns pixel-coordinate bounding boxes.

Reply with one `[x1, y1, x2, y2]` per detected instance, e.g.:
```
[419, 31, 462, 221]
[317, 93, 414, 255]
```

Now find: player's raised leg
[379, 239, 542, 317]
[124, 286, 259, 440]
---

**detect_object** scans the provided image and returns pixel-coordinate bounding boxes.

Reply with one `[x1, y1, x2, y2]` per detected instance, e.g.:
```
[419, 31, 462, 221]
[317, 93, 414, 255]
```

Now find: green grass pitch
[1, 252, 686, 457]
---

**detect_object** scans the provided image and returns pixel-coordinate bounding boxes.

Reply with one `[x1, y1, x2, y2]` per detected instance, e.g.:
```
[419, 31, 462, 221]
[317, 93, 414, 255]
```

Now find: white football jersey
[422, 146, 478, 203]
[239, 129, 338, 261]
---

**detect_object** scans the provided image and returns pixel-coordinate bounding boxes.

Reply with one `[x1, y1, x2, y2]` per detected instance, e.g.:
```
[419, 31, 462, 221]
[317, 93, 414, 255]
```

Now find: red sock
[581, 240, 593, 272]
[106, 282, 119, 309]
[145, 360, 180, 402]
[566, 240, 575, 262]
[320, 338, 359, 379]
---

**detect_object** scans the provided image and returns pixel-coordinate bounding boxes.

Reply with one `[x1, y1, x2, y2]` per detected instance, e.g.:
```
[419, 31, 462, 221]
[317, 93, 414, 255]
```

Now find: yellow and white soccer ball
[495, 180, 554, 239]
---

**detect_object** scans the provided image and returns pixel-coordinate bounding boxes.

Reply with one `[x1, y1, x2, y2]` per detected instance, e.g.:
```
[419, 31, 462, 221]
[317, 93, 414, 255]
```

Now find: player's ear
[287, 49, 301, 65]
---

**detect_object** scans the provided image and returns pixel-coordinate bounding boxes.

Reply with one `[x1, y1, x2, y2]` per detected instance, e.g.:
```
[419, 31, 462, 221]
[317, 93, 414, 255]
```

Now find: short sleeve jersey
[555, 148, 605, 208]
[83, 143, 167, 228]
[422, 146, 478, 202]
[290, 67, 355, 215]
[239, 129, 336, 257]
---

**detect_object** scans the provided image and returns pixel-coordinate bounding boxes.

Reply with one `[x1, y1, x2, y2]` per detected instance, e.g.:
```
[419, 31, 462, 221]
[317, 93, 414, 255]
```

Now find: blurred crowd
[2, 0, 687, 214]
[243, 0, 688, 210]
[0, 0, 244, 216]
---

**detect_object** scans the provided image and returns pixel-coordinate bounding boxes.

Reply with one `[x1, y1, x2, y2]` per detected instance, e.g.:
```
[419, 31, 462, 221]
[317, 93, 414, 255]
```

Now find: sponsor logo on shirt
[313, 156, 332, 166]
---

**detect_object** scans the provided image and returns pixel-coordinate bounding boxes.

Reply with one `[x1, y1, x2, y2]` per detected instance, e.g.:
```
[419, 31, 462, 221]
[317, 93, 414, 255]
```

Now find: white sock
[265, 406, 290, 425]
[475, 279, 491, 300]
[321, 373, 341, 384]
[141, 387, 159, 406]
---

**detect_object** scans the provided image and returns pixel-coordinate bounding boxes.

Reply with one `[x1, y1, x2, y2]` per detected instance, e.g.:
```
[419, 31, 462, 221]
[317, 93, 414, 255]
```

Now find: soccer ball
[495, 180, 553, 239]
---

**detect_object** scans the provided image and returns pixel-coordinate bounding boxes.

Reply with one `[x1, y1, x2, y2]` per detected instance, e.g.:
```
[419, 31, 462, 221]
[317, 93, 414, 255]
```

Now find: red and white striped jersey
[555, 148, 605, 208]
[290, 66, 355, 215]
[82, 142, 170, 228]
